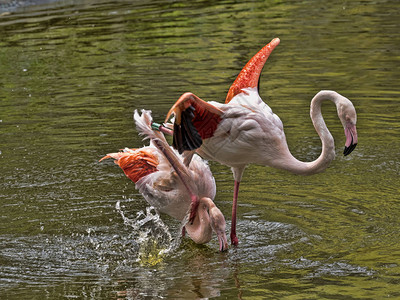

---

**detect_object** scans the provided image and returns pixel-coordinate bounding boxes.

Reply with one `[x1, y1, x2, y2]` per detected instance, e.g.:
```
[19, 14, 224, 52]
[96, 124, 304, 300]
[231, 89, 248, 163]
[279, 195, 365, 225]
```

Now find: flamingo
[164, 37, 358, 246]
[100, 110, 229, 251]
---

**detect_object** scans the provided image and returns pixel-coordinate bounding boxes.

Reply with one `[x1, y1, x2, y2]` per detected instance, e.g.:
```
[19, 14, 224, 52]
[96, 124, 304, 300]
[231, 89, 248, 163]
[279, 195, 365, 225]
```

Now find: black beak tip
[218, 239, 228, 252]
[343, 143, 357, 156]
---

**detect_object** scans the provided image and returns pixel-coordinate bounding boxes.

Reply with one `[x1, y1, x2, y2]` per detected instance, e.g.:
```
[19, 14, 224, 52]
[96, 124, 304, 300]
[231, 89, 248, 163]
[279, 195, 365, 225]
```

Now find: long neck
[185, 198, 212, 244]
[272, 90, 339, 175]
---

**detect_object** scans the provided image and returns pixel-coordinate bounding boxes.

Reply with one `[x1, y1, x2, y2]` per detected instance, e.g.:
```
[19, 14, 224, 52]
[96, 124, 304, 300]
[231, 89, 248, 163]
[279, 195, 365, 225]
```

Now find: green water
[1, 0, 399, 298]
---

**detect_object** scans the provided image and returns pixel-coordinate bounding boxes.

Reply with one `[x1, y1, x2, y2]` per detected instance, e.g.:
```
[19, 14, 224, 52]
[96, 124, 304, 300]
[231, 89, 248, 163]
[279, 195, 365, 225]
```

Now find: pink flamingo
[164, 37, 358, 246]
[101, 110, 228, 251]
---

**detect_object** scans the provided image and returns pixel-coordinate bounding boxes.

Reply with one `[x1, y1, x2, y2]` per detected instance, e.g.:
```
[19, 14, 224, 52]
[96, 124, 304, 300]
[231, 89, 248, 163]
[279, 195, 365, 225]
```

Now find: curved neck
[185, 198, 212, 244]
[272, 90, 339, 175]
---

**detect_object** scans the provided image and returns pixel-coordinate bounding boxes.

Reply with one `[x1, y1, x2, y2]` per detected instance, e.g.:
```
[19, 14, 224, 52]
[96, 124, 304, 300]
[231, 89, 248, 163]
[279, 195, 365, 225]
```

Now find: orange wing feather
[100, 148, 158, 183]
[225, 38, 280, 103]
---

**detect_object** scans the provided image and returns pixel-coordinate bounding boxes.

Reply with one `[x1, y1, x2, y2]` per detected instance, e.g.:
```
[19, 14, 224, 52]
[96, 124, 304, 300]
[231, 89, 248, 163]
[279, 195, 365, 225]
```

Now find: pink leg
[230, 180, 240, 246]
[152, 138, 199, 223]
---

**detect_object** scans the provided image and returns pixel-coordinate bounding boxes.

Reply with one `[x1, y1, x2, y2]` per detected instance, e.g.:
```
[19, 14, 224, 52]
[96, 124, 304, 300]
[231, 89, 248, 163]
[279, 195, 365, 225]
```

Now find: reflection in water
[0, 0, 399, 298]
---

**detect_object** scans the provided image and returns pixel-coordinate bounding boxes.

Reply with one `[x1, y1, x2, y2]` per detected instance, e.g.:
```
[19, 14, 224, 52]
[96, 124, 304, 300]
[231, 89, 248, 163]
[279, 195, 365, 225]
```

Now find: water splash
[115, 201, 181, 266]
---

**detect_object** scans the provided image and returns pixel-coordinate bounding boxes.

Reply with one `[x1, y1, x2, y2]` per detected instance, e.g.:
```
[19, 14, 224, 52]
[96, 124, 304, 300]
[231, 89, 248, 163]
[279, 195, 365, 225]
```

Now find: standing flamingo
[100, 110, 228, 251]
[164, 37, 358, 246]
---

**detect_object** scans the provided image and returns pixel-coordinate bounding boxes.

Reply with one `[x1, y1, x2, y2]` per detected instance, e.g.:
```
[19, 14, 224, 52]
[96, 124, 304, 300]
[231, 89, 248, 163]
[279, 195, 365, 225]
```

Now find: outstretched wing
[165, 92, 223, 154]
[225, 38, 280, 103]
[100, 148, 158, 183]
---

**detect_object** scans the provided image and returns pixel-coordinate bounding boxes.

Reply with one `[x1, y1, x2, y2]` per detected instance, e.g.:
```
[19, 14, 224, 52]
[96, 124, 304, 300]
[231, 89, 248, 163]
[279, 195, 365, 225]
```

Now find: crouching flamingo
[100, 110, 228, 251]
[164, 37, 358, 246]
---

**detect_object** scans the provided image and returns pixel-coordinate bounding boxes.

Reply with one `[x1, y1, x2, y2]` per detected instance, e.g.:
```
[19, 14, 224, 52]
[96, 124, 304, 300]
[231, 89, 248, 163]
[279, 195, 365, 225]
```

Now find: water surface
[1, 0, 399, 298]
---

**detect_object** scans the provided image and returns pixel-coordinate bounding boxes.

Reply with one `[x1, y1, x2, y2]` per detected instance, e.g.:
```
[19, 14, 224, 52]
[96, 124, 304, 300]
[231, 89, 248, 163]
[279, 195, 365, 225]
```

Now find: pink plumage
[165, 38, 358, 246]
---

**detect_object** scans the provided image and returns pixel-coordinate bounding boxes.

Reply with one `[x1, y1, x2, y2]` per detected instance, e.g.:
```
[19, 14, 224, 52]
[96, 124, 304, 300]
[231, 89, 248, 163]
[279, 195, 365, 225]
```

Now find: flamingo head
[185, 197, 228, 251]
[204, 198, 229, 252]
[336, 96, 358, 156]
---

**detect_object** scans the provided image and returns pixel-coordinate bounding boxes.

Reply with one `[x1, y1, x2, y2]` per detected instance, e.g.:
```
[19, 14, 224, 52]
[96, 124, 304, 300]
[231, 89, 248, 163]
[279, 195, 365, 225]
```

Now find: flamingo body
[165, 38, 358, 245]
[135, 147, 216, 221]
[101, 111, 228, 251]
[198, 88, 287, 169]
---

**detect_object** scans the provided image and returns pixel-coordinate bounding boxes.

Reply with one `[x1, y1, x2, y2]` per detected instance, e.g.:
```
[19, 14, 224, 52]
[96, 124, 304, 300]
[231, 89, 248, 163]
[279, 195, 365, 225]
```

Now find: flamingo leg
[230, 180, 240, 246]
[151, 122, 173, 136]
[151, 138, 199, 224]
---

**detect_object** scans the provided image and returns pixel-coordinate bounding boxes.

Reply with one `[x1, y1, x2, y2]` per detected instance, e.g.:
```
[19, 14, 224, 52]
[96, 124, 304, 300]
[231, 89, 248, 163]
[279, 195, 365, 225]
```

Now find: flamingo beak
[343, 123, 358, 156]
[218, 232, 229, 252]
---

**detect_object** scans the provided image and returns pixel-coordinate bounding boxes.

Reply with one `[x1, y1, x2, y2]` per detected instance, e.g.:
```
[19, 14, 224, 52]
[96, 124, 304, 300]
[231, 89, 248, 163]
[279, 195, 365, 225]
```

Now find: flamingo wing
[100, 148, 158, 183]
[165, 92, 223, 154]
[225, 38, 280, 103]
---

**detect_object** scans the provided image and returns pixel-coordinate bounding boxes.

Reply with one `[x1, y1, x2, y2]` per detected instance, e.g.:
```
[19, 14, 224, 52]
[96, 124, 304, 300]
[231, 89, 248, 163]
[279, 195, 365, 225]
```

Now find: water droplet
[115, 201, 181, 264]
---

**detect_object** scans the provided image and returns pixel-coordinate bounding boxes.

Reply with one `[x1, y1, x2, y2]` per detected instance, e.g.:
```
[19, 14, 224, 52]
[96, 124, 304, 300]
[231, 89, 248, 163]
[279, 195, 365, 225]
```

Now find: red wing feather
[166, 93, 223, 153]
[190, 99, 222, 139]
[225, 38, 280, 103]
[100, 149, 158, 183]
